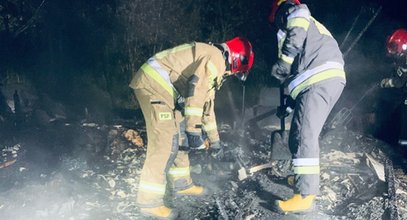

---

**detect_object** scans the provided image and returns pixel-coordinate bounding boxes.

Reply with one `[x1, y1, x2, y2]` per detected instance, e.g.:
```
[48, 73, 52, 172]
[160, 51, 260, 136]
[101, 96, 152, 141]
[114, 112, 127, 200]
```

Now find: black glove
[276, 105, 292, 119]
[209, 141, 224, 159]
[186, 132, 205, 149]
[271, 59, 292, 84]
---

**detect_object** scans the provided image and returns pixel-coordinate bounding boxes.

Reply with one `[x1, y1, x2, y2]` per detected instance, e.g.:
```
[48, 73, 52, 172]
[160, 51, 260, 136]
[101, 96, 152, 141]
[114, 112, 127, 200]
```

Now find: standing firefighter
[129, 37, 254, 219]
[269, 0, 346, 213]
[380, 28, 407, 146]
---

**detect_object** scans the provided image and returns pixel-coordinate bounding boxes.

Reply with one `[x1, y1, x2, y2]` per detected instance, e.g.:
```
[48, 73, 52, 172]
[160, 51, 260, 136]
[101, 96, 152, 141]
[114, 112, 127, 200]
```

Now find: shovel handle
[279, 85, 285, 131]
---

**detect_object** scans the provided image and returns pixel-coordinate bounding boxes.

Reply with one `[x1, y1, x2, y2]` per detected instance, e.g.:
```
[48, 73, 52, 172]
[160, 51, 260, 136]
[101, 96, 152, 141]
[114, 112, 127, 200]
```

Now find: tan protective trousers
[134, 88, 193, 208]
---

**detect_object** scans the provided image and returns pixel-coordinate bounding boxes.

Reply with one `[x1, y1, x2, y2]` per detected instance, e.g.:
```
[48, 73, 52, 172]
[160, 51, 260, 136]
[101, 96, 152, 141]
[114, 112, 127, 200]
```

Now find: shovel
[270, 85, 291, 160]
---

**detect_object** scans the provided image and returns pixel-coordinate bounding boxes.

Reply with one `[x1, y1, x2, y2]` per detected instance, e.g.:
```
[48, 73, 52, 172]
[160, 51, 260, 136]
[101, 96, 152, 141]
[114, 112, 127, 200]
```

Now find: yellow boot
[276, 194, 315, 214]
[175, 185, 208, 196]
[139, 205, 178, 220]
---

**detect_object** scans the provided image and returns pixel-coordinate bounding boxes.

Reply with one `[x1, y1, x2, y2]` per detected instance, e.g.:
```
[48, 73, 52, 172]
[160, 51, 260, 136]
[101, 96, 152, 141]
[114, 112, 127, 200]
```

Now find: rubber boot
[275, 194, 315, 214]
[139, 205, 178, 220]
[175, 185, 208, 196]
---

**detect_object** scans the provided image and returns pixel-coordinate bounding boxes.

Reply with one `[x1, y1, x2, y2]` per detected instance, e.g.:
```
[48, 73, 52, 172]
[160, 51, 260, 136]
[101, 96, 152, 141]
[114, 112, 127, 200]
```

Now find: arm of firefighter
[280, 5, 310, 65]
[202, 96, 220, 144]
[202, 59, 221, 143]
[393, 67, 407, 88]
[184, 59, 214, 135]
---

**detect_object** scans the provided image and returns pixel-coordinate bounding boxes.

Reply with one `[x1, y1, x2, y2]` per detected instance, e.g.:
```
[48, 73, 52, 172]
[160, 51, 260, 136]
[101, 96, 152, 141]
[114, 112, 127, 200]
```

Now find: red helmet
[386, 29, 407, 56]
[225, 37, 254, 81]
[268, 0, 301, 24]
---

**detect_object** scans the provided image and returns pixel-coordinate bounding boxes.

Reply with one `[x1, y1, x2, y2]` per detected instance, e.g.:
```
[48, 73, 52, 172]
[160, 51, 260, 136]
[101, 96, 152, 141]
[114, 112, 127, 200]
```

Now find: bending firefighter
[269, 0, 346, 214]
[380, 28, 407, 146]
[129, 37, 254, 219]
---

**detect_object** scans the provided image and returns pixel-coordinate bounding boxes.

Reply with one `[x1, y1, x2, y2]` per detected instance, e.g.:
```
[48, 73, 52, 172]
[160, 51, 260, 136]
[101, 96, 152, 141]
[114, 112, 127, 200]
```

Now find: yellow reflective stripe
[141, 63, 176, 99]
[294, 166, 320, 174]
[287, 17, 310, 31]
[168, 167, 190, 177]
[203, 122, 217, 132]
[207, 61, 218, 87]
[311, 17, 332, 37]
[290, 69, 346, 99]
[277, 0, 286, 6]
[184, 107, 203, 116]
[155, 43, 193, 59]
[139, 181, 166, 195]
[281, 54, 294, 65]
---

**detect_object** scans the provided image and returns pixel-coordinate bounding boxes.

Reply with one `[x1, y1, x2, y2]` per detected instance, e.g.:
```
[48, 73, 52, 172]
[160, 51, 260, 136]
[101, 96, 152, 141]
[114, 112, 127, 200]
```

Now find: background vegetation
[0, 0, 406, 122]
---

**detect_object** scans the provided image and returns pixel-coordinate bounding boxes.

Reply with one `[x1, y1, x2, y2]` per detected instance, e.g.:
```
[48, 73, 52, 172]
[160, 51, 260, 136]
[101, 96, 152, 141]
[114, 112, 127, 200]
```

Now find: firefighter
[380, 28, 407, 146]
[129, 37, 254, 219]
[268, 0, 346, 213]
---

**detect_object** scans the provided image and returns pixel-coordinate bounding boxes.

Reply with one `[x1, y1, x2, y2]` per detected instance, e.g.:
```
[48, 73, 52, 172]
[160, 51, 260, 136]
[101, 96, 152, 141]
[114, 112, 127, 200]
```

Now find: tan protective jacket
[130, 42, 226, 142]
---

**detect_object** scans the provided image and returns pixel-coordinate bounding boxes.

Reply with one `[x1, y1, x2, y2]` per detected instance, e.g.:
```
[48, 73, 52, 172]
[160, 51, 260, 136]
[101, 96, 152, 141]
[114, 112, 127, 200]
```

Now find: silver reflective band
[399, 140, 407, 146]
[293, 158, 319, 166]
[147, 58, 179, 96]
[288, 61, 344, 93]
[287, 8, 311, 20]
[277, 30, 286, 41]
[147, 58, 170, 84]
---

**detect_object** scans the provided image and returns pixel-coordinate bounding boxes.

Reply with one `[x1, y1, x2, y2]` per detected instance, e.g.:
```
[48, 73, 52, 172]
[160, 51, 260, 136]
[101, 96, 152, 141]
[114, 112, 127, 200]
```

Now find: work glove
[271, 59, 292, 84]
[208, 141, 224, 160]
[186, 132, 205, 150]
[380, 78, 394, 88]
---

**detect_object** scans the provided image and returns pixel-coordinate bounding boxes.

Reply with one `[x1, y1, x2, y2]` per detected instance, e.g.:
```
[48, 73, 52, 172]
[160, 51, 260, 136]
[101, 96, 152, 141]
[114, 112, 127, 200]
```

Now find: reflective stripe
[288, 62, 344, 97]
[207, 61, 218, 79]
[287, 7, 311, 20]
[311, 17, 332, 37]
[281, 54, 294, 64]
[184, 107, 203, 116]
[293, 158, 319, 166]
[203, 122, 217, 132]
[399, 140, 407, 146]
[290, 69, 346, 99]
[168, 167, 190, 177]
[139, 181, 166, 195]
[141, 63, 175, 99]
[277, 29, 286, 41]
[287, 17, 310, 31]
[276, 0, 285, 6]
[141, 58, 180, 101]
[277, 30, 287, 58]
[155, 43, 193, 59]
[207, 61, 218, 87]
[294, 166, 320, 174]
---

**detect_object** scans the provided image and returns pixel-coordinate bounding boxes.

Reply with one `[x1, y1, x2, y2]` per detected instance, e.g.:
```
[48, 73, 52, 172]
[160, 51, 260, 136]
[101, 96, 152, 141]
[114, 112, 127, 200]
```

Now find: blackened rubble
[1, 117, 407, 219]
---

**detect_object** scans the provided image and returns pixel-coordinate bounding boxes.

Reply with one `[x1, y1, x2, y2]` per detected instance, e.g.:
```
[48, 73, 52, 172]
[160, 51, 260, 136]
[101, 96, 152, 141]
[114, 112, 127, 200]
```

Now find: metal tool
[238, 161, 275, 181]
[326, 83, 379, 130]
[270, 85, 292, 160]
